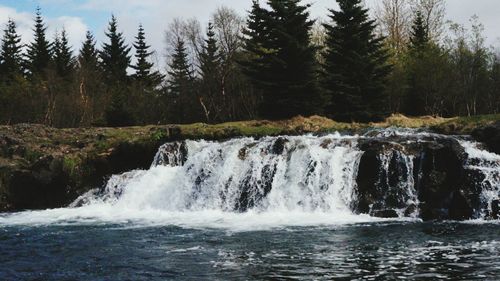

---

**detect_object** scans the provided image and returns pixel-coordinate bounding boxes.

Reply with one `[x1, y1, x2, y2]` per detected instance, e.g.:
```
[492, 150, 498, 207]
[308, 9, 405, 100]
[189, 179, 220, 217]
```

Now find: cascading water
[460, 140, 500, 218]
[74, 134, 364, 215]
[2, 129, 499, 228]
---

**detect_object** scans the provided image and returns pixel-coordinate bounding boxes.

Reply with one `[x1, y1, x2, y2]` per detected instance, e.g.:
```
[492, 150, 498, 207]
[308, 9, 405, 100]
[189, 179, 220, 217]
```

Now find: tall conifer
[168, 38, 193, 96]
[53, 29, 75, 77]
[243, 0, 322, 119]
[0, 19, 23, 79]
[409, 11, 429, 51]
[26, 7, 52, 76]
[132, 24, 163, 87]
[79, 31, 99, 70]
[100, 15, 131, 81]
[323, 0, 391, 122]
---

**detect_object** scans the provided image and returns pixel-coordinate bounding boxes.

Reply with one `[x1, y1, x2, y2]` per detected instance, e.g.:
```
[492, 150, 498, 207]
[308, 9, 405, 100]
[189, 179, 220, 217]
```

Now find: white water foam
[0, 135, 384, 230]
[1, 132, 498, 230]
[460, 140, 500, 217]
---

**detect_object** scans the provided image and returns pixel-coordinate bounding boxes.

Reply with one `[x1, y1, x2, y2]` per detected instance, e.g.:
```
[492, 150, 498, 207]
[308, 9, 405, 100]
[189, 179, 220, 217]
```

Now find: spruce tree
[409, 11, 429, 52]
[167, 38, 194, 123]
[168, 38, 193, 96]
[243, 0, 322, 119]
[0, 19, 23, 79]
[241, 0, 269, 85]
[53, 29, 75, 77]
[131, 24, 163, 87]
[79, 31, 99, 70]
[323, 0, 391, 122]
[405, 11, 432, 116]
[25, 7, 52, 77]
[199, 22, 221, 82]
[198, 22, 222, 122]
[100, 15, 131, 81]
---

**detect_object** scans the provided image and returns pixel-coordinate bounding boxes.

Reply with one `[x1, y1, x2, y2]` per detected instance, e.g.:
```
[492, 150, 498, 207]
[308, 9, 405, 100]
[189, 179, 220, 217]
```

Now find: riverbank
[1, 114, 499, 212]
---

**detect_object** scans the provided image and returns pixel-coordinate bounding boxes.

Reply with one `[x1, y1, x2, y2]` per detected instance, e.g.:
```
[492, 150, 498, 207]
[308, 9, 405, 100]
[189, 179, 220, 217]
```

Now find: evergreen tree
[323, 0, 391, 122]
[168, 38, 194, 122]
[168, 38, 193, 96]
[100, 15, 131, 81]
[198, 22, 222, 122]
[25, 7, 52, 76]
[78, 31, 99, 70]
[199, 22, 221, 81]
[0, 19, 23, 79]
[241, 0, 269, 83]
[404, 10, 432, 116]
[409, 11, 429, 51]
[242, 0, 322, 119]
[131, 24, 163, 87]
[77, 31, 103, 126]
[53, 29, 75, 77]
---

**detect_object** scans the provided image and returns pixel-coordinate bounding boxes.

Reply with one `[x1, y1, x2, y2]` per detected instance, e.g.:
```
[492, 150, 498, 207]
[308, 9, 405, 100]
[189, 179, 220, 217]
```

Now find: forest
[0, 0, 499, 128]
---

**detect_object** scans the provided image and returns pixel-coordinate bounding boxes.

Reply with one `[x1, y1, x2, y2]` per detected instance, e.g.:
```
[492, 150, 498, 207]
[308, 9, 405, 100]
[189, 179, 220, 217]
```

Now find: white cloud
[47, 16, 88, 51]
[0, 6, 34, 48]
[0, 5, 88, 54]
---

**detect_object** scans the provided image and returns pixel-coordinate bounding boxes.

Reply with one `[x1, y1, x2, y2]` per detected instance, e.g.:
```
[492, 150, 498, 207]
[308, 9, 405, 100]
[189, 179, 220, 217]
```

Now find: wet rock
[491, 200, 500, 220]
[155, 142, 188, 166]
[271, 137, 288, 155]
[416, 139, 474, 220]
[355, 140, 414, 215]
[355, 136, 481, 221]
[371, 209, 399, 218]
[404, 204, 418, 217]
[472, 121, 500, 154]
[238, 147, 247, 160]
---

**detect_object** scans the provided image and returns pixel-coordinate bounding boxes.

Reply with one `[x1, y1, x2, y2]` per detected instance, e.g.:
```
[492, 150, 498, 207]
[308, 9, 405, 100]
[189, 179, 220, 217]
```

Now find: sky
[1, 0, 500, 68]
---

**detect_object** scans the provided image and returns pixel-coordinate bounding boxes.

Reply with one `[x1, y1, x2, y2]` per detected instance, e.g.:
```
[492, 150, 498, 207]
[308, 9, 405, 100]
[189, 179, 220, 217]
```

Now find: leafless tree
[410, 0, 446, 41]
[375, 0, 411, 54]
[164, 18, 203, 74]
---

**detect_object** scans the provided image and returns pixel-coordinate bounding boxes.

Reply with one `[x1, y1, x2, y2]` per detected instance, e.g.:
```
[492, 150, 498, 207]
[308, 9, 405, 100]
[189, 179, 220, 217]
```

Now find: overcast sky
[1, 0, 500, 68]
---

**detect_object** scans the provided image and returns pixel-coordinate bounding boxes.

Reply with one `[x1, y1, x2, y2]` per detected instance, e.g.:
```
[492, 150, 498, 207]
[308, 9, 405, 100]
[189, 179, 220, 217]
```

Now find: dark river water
[0, 221, 499, 280]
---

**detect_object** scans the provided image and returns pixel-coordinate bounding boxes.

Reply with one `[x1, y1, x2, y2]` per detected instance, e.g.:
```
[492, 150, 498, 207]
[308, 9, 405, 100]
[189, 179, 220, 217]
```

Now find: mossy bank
[0, 114, 499, 212]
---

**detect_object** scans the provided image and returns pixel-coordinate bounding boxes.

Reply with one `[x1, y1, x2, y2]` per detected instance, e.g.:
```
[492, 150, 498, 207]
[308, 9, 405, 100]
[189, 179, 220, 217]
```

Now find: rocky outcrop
[472, 121, 500, 154]
[0, 124, 180, 211]
[354, 136, 489, 221]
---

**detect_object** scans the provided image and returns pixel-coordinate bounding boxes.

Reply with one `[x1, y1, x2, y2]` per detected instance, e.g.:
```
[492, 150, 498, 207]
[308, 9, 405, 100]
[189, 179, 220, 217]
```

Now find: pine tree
[242, 0, 322, 119]
[25, 7, 52, 77]
[131, 24, 163, 87]
[199, 22, 221, 81]
[404, 11, 433, 116]
[168, 38, 193, 96]
[323, 0, 391, 122]
[198, 22, 222, 122]
[409, 11, 429, 52]
[53, 29, 75, 77]
[100, 15, 131, 81]
[0, 19, 23, 79]
[241, 0, 269, 83]
[167, 38, 194, 123]
[79, 31, 99, 70]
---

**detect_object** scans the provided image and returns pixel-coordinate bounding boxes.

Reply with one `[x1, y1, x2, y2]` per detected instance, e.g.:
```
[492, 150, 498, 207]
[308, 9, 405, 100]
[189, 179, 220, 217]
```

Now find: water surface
[1, 221, 499, 280]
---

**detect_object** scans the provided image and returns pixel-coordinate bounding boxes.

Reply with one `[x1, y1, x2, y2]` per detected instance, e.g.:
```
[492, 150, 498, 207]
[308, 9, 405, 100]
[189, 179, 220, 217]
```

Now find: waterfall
[460, 140, 500, 218]
[75, 134, 364, 214]
[0, 129, 493, 229]
[70, 130, 499, 221]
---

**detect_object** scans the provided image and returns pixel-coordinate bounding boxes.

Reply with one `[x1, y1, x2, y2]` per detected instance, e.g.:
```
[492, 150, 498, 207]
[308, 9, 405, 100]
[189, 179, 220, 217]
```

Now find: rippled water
[1, 221, 499, 280]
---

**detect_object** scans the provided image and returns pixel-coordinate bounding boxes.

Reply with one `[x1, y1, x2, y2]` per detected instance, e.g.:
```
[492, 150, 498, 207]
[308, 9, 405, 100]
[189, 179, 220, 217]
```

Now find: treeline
[0, 0, 499, 128]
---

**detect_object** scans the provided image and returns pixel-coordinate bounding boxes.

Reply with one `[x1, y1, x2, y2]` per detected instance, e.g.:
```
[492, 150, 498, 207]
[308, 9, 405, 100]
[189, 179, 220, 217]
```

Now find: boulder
[472, 121, 500, 154]
[355, 136, 483, 221]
